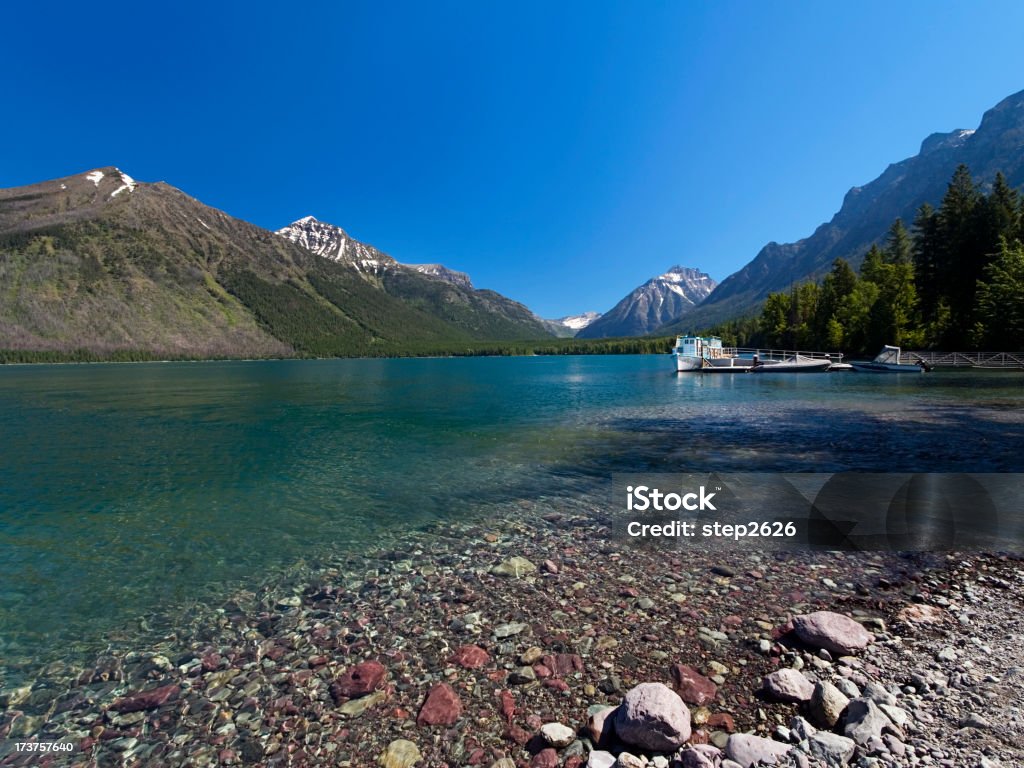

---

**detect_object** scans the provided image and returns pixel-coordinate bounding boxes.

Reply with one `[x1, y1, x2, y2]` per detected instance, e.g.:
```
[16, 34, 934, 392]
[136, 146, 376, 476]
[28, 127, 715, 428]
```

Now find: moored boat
[672, 336, 839, 373]
[850, 345, 928, 373]
[749, 354, 831, 373]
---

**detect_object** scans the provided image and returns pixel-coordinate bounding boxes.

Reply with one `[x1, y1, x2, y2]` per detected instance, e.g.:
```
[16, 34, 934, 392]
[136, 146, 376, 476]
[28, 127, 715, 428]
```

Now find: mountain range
[2, 89, 1022, 358]
[663, 87, 1024, 330]
[0, 170, 550, 359]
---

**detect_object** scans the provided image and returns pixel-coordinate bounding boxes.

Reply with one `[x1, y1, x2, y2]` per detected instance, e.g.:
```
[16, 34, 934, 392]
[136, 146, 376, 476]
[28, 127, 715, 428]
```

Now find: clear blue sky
[4, 1, 1024, 318]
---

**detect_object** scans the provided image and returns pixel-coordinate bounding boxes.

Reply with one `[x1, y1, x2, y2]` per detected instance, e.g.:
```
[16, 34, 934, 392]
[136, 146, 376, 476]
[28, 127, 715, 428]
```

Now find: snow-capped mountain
[558, 312, 601, 331]
[275, 216, 396, 274]
[575, 266, 716, 338]
[536, 311, 602, 338]
[275, 215, 553, 339]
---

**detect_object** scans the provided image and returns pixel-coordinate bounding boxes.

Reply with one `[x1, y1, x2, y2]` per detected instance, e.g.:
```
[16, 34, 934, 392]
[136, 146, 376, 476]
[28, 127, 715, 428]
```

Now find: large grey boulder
[792, 611, 873, 655]
[614, 682, 691, 751]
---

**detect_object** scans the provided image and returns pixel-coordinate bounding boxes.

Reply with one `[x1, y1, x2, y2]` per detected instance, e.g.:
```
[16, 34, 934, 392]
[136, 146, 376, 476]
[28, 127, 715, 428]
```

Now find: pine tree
[885, 218, 913, 265]
[975, 239, 1024, 349]
[913, 203, 941, 326]
[937, 164, 983, 345]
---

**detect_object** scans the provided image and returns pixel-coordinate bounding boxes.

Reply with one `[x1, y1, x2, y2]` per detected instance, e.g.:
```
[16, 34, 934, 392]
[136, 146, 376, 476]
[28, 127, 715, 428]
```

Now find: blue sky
[4, 1, 1024, 317]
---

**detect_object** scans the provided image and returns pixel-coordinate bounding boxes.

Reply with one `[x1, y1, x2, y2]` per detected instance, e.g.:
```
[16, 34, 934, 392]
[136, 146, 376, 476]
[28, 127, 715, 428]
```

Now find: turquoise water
[1, 356, 1022, 683]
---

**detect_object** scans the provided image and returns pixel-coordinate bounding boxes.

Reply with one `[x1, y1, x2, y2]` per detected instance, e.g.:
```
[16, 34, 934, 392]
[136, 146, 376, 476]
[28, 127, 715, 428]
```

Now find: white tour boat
[671, 336, 837, 373]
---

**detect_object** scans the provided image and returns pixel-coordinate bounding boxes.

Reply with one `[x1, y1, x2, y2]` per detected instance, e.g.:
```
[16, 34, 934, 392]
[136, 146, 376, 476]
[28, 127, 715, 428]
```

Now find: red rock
[526, 714, 543, 730]
[565, 758, 584, 768]
[467, 748, 486, 764]
[533, 664, 552, 679]
[620, 587, 639, 597]
[452, 644, 491, 669]
[330, 660, 386, 701]
[543, 679, 569, 692]
[531, 748, 559, 768]
[543, 560, 559, 574]
[498, 690, 516, 724]
[669, 664, 718, 706]
[506, 724, 531, 745]
[707, 713, 735, 732]
[201, 652, 222, 671]
[417, 683, 462, 726]
[542, 654, 584, 677]
[689, 729, 710, 744]
[109, 683, 179, 713]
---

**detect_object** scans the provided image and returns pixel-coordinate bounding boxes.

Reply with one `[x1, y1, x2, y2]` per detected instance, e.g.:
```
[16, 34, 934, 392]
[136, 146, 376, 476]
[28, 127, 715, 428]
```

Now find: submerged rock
[379, 739, 421, 768]
[417, 682, 462, 726]
[492, 557, 537, 577]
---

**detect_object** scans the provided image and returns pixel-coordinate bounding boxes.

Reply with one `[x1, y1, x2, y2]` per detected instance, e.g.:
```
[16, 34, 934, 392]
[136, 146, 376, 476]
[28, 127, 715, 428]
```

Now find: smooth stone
[614, 754, 645, 768]
[379, 739, 421, 768]
[540, 722, 576, 748]
[724, 733, 792, 767]
[843, 698, 888, 745]
[614, 682, 691, 751]
[494, 622, 529, 638]
[808, 732, 856, 765]
[671, 663, 719, 705]
[679, 744, 724, 768]
[588, 751, 616, 768]
[331, 660, 387, 700]
[587, 705, 618, 745]
[792, 611, 874, 655]
[763, 668, 814, 703]
[810, 681, 850, 728]
[339, 689, 386, 718]
[492, 557, 537, 577]
[862, 681, 897, 707]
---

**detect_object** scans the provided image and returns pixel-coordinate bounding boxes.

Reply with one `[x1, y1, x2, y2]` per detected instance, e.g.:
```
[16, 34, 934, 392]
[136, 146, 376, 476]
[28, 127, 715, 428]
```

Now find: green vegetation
[711, 165, 1024, 354]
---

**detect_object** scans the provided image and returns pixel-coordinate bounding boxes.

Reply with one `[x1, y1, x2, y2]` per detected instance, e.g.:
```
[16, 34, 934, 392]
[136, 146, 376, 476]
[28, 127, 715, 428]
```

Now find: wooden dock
[904, 351, 1024, 369]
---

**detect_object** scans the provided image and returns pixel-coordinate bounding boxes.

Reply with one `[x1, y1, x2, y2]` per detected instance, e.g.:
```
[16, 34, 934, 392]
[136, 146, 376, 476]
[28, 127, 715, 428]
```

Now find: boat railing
[720, 347, 842, 362]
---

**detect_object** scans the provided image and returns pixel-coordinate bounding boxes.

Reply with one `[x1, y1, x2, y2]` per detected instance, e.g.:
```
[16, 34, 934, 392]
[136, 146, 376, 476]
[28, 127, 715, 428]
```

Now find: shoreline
[1, 500, 1021, 767]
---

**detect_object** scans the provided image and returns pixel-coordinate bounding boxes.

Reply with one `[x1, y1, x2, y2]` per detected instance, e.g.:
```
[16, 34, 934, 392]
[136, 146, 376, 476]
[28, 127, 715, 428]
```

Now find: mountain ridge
[661, 87, 1024, 331]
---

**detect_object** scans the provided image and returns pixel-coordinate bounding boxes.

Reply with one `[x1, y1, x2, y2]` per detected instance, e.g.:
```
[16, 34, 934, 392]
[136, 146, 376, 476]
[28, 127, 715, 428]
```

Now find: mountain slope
[276, 216, 552, 341]
[664, 88, 1024, 330]
[576, 266, 716, 338]
[0, 169, 478, 358]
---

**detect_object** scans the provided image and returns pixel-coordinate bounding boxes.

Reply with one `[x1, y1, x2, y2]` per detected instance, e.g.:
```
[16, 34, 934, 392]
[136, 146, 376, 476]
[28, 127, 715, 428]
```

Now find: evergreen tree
[885, 218, 913, 265]
[936, 164, 983, 344]
[913, 203, 941, 325]
[975, 239, 1024, 349]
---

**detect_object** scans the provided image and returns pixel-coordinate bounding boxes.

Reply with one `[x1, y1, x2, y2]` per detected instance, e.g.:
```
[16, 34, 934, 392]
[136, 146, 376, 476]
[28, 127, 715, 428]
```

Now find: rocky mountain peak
[276, 216, 395, 274]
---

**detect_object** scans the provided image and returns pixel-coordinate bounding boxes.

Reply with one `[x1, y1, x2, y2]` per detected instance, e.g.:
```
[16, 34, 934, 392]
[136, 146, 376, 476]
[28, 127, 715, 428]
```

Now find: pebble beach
[1, 497, 1021, 768]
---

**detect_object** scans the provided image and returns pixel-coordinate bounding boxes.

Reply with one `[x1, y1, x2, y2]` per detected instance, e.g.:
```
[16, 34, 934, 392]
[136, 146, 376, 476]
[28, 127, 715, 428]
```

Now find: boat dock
[903, 351, 1024, 369]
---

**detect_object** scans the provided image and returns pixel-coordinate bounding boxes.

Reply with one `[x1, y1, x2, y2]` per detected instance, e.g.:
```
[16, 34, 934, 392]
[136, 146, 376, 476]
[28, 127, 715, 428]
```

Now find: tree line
[712, 165, 1024, 354]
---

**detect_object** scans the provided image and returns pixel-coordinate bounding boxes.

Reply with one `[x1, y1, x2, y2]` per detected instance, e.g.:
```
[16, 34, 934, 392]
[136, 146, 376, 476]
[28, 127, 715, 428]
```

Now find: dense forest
[708, 165, 1024, 354]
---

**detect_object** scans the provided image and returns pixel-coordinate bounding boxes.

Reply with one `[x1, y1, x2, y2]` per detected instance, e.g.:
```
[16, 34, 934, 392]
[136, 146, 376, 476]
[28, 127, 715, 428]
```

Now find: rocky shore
[1, 504, 1021, 768]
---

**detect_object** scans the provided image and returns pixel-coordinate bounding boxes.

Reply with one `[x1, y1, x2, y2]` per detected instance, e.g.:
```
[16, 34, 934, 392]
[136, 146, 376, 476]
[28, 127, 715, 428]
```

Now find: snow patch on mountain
[85, 171, 104, 187]
[558, 312, 601, 330]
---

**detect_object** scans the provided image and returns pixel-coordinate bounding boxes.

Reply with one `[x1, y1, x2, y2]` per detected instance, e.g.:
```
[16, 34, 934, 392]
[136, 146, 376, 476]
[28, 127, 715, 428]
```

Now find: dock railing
[721, 347, 842, 363]
[904, 351, 1024, 369]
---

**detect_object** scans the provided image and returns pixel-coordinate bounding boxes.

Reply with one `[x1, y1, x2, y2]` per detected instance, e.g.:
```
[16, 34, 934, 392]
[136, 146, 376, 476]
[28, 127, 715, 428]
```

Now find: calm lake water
[1, 355, 1022, 684]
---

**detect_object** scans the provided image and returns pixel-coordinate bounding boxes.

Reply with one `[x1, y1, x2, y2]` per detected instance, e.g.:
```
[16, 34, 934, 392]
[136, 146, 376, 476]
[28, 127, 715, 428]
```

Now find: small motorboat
[749, 354, 831, 373]
[850, 345, 928, 373]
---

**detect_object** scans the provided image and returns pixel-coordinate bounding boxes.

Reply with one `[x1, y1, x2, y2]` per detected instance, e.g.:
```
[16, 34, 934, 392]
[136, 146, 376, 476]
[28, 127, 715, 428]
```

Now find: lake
[1, 355, 1022, 685]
